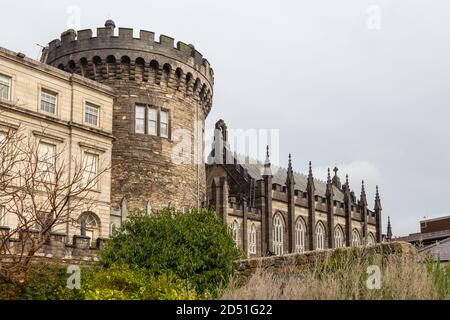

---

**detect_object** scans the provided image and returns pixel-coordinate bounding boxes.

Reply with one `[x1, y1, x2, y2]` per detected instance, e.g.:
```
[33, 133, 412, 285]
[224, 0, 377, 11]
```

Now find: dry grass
[221, 251, 449, 300]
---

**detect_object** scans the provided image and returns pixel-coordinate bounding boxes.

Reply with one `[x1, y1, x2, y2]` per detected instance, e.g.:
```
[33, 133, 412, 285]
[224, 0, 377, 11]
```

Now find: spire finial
[286, 154, 295, 186]
[387, 216, 392, 241]
[307, 161, 315, 193]
[326, 167, 334, 197]
[360, 180, 367, 206]
[374, 185, 382, 211]
[346, 174, 349, 185]
[332, 166, 341, 189]
[263, 145, 272, 176]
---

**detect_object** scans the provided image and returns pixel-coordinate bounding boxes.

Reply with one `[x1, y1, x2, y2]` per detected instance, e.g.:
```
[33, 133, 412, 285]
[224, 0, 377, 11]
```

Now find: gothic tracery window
[249, 224, 257, 254]
[368, 232, 376, 245]
[231, 220, 239, 245]
[273, 214, 284, 256]
[316, 222, 326, 251]
[352, 229, 361, 247]
[295, 218, 306, 253]
[334, 225, 345, 248]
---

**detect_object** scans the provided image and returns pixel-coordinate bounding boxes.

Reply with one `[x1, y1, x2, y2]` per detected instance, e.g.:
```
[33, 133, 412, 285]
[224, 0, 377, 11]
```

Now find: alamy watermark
[366, 265, 381, 290]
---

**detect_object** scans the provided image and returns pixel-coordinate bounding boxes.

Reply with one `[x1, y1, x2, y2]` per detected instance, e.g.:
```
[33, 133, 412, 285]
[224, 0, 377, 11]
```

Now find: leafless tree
[0, 126, 109, 284]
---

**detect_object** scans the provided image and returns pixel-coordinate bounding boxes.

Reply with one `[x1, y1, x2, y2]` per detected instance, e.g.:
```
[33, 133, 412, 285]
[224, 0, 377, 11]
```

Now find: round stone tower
[45, 20, 214, 211]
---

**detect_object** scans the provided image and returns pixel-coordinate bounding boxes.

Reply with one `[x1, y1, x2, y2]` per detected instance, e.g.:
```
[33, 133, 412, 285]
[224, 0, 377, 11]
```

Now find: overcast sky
[2, 0, 449, 236]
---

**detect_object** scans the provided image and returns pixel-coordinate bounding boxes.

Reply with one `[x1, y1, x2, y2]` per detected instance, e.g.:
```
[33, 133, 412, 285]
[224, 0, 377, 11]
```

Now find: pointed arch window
[352, 229, 361, 247]
[231, 220, 239, 245]
[249, 224, 257, 254]
[334, 226, 345, 248]
[316, 222, 326, 251]
[295, 218, 306, 253]
[273, 214, 284, 256]
[368, 233, 376, 245]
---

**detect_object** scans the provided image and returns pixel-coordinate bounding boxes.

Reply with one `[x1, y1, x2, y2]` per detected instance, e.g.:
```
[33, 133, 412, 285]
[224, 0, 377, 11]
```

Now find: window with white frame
[368, 233, 376, 245]
[160, 110, 169, 138]
[231, 220, 239, 245]
[352, 229, 361, 247]
[316, 222, 325, 251]
[80, 212, 99, 240]
[85, 102, 100, 126]
[334, 226, 344, 248]
[148, 107, 157, 136]
[83, 152, 99, 189]
[273, 214, 284, 256]
[135, 104, 170, 138]
[135, 105, 146, 134]
[295, 218, 306, 253]
[0, 74, 11, 100]
[249, 224, 257, 254]
[37, 142, 56, 182]
[40, 89, 58, 114]
[0, 206, 6, 226]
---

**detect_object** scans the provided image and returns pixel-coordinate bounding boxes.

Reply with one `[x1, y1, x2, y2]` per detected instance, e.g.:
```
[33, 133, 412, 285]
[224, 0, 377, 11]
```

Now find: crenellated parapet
[46, 21, 214, 116]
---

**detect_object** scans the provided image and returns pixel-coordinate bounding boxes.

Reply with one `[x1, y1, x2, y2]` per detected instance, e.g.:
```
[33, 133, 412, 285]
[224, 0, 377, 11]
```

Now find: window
[40, 89, 57, 114]
[0, 74, 11, 100]
[334, 226, 344, 248]
[135, 105, 170, 138]
[231, 220, 239, 245]
[295, 218, 306, 253]
[110, 223, 116, 236]
[37, 142, 56, 182]
[0, 206, 5, 226]
[368, 233, 376, 245]
[83, 152, 99, 189]
[316, 222, 325, 251]
[160, 110, 169, 138]
[85, 102, 100, 126]
[148, 107, 157, 136]
[135, 105, 145, 134]
[249, 224, 257, 254]
[352, 229, 361, 247]
[80, 212, 99, 240]
[273, 214, 284, 256]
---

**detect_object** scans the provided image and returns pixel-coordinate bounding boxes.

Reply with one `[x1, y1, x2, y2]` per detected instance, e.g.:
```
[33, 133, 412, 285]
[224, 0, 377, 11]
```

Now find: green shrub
[79, 264, 201, 300]
[100, 207, 243, 295]
[0, 262, 80, 300]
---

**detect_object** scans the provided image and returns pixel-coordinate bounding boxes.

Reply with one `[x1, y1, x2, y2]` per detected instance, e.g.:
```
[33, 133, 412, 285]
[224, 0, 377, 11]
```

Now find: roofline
[420, 215, 450, 224]
[0, 47, 115, 97]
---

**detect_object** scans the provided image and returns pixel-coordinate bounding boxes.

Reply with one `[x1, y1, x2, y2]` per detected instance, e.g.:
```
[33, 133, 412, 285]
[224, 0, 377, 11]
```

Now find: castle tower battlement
[45, 20, 214, 211]
[46, 21, 213, 116]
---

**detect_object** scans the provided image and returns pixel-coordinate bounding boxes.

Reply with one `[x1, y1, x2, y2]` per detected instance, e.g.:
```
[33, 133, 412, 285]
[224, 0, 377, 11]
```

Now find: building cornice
[0, 100, 116, 141]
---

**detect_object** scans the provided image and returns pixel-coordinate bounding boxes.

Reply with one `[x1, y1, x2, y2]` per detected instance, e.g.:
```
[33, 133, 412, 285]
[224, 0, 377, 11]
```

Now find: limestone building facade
[206, 120, 383, 257]
[0, 46, 115, 243]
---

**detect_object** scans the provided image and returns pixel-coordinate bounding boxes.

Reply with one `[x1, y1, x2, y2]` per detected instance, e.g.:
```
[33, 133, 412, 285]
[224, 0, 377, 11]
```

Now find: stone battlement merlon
[46, 22, 214, 86]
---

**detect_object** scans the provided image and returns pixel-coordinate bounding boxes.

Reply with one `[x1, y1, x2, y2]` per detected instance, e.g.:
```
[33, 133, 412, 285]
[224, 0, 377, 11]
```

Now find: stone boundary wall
[234, 241, 416, 279]
[0, 232, 106, 265]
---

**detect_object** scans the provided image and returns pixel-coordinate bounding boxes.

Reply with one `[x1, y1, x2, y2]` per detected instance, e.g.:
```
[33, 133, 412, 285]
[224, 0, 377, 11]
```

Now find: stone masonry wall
[234, 241, 416, 280]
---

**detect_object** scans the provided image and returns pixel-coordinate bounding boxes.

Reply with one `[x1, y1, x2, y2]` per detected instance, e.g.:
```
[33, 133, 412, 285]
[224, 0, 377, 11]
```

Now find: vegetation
[221, 250, 450, 300]
[1, 207, 449, 300]
[100, 207, 243, 295]
[0, 207, 241, 299]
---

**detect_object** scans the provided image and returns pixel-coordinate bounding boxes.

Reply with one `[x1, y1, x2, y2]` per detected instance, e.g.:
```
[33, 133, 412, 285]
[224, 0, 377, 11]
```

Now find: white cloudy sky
[2, 0, 450, 236]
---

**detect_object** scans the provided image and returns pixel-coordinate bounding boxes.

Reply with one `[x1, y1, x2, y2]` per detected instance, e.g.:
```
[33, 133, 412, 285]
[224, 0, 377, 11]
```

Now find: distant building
[398, 215, 450, 263]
